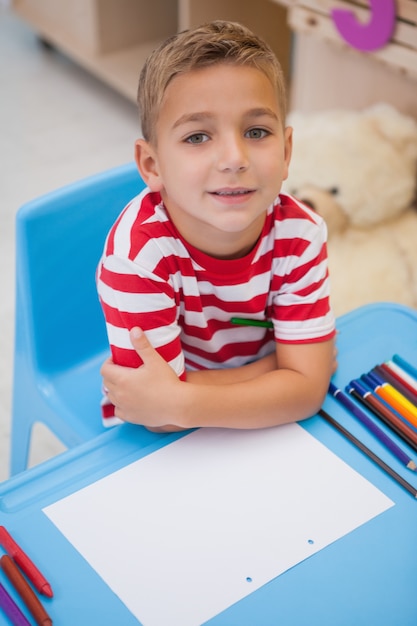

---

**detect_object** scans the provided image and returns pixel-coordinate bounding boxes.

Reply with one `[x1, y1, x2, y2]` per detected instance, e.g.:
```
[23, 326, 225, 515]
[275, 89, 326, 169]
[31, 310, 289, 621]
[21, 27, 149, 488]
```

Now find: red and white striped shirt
[97, 188, 335, 422]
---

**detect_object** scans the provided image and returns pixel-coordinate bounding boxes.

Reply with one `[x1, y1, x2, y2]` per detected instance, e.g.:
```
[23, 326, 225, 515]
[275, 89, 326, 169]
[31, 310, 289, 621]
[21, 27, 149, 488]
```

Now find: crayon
[1, 555, 52, 626]
[0, 527, 53, 598]
[0, 581, 31, 626]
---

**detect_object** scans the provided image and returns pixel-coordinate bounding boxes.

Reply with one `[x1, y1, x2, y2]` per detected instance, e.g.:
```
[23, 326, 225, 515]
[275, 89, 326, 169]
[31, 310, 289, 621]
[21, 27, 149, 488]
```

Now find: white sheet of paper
[44, 424, 393, 626]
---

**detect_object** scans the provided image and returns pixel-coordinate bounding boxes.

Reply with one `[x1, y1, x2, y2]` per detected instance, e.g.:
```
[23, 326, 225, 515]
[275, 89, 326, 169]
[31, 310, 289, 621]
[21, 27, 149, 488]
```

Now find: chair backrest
[15, 162, 146, 374]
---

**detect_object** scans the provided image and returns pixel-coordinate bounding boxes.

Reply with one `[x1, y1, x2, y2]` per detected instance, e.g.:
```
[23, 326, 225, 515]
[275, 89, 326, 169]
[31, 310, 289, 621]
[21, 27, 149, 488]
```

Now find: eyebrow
[246, 107, 279, 121]
[172, 107, 279, 130]
[172, 112, 215, 130]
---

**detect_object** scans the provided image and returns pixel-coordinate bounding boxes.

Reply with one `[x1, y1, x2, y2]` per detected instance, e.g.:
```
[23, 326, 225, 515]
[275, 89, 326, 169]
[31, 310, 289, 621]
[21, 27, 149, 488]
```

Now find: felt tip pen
[377, 363, 417, 406]
[0, 527, 53, 598]
[230, 317, 273, 329]
[383, 361, 417, 400]
[329, 382, 416, 470]
[348, 379, 417, 452]
[389, 359, 417, 393]
[362, 374, 417, 429]
[370, 370, 417, 419]
[393, 354, 417, 382]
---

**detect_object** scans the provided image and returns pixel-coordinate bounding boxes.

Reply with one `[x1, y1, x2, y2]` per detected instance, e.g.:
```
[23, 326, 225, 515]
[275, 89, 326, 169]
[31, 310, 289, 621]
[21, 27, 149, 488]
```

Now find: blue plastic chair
[11, 162, 146, 475]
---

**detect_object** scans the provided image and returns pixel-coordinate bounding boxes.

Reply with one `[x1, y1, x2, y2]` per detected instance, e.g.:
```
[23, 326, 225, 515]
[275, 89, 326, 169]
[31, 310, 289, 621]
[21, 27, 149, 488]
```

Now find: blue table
[1, 303, 416, 625]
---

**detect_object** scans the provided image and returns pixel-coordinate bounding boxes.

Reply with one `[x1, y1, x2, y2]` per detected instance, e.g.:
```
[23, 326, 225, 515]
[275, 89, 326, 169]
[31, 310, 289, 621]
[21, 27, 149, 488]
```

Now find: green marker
[230, 317, 273, 329]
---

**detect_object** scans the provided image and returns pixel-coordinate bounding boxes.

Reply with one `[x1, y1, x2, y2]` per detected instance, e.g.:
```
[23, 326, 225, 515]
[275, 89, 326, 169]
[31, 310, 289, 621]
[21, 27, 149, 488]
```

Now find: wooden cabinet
[13, 0, 292, 104]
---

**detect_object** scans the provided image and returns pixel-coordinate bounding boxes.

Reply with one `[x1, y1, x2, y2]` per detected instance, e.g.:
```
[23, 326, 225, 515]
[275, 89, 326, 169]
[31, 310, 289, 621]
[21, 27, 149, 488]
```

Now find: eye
[185, 133, 209, 144]
[329, 187, 339, 195]
[245, 128, 269, 139]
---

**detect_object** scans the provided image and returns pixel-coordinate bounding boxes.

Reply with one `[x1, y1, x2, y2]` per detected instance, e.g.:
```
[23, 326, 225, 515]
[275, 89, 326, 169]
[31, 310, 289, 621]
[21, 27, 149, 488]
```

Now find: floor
[0, 7, 141, 480]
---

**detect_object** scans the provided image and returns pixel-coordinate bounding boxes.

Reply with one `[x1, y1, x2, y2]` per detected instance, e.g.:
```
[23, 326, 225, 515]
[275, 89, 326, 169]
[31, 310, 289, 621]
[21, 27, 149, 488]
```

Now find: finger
[100, 358, 129, 386]
[100, 357, 114, 378]
[129, 327, 159, 364]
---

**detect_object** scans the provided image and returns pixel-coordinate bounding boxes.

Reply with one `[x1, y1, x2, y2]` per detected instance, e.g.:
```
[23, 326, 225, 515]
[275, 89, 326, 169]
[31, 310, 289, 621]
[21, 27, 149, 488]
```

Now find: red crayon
[0, 527, 53, 598]
[1, 555, 53, 626]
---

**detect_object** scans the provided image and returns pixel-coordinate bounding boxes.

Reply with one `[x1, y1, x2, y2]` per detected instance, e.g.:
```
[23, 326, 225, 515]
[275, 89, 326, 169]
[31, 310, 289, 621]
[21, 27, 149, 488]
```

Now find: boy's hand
[101, 328, 185, 430]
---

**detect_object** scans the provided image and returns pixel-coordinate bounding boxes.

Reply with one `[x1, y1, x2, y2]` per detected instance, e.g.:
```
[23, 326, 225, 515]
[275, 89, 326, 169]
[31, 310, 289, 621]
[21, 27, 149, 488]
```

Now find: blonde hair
[138, 20, 287, 143]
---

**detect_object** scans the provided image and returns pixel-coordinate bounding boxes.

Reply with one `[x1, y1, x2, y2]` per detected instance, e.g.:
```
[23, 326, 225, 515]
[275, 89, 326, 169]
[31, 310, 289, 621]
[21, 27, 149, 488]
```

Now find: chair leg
[9, 418, 33, 476]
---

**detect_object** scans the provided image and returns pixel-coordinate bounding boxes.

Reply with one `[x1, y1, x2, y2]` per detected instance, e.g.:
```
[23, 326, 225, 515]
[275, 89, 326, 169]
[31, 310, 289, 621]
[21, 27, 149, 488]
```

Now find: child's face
[136, 63, 292, 258]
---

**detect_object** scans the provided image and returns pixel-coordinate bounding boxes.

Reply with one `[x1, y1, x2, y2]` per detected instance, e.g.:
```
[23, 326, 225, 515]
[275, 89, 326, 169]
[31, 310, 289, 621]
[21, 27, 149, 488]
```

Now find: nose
[216, 133, 249, 173]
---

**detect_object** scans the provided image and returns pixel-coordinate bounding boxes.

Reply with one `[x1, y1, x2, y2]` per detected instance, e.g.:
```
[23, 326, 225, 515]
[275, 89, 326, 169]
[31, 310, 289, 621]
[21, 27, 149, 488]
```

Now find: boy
[97, 20, 335, 431]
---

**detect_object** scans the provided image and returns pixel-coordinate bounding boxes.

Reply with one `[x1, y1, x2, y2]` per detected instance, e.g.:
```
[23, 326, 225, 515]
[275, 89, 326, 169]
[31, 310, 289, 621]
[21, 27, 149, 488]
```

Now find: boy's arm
[101, 328, 335, 430]
[186, 352, 278, 384]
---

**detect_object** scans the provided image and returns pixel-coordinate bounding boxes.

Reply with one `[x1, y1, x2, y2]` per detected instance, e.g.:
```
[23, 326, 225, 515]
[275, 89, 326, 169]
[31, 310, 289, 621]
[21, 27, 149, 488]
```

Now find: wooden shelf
[14, 1, 415, 118]
[13, 0, 292, 104]
[288, 0, 417, 78]
[55, 40, 164, 103]
[287, 0, 417, 118]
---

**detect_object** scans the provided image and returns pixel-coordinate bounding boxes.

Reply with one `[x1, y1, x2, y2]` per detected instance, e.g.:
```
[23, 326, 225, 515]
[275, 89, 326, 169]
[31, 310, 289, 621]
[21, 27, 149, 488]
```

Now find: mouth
[210, 188, 255, 197]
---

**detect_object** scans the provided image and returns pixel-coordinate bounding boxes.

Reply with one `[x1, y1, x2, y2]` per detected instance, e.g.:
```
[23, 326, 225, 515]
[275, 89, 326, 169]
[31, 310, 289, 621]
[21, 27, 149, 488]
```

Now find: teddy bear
[282, 103, 417, 317]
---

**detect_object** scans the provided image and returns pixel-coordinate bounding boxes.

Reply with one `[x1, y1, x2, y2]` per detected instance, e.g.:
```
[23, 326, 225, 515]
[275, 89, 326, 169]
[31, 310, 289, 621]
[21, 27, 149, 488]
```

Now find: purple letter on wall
[331, 0, 396, 52]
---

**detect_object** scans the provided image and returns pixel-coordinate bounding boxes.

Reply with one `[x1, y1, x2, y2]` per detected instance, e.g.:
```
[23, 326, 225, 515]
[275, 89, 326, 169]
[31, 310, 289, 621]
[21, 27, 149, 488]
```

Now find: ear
[134, 139, 164, 192]
[282, 126, 293, 181]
